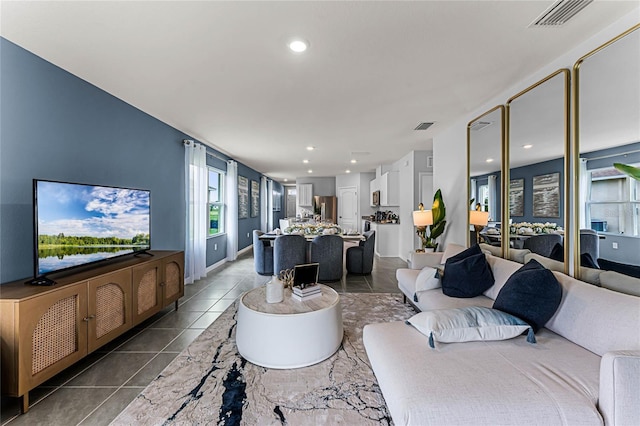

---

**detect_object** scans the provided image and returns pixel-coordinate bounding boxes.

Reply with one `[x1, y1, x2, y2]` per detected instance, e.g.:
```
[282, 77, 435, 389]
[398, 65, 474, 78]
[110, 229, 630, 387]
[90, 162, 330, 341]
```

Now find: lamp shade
[469, 210, 490, 227]
[413, 209, 433, 227]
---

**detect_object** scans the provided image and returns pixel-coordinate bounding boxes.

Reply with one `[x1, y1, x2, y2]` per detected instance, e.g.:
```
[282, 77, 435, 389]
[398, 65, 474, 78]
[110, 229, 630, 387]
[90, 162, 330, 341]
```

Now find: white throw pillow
[415, 266, 441, 293]
[406, 306, 535, 349]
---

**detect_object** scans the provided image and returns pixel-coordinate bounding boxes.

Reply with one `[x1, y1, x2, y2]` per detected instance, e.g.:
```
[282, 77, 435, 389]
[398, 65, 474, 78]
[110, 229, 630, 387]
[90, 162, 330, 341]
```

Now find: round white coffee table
[236, 284, 343, 369]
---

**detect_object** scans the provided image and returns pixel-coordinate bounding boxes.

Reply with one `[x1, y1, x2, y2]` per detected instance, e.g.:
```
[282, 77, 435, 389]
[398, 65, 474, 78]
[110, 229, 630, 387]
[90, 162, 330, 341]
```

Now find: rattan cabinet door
[161, 252, 184, 306]
[87, 269, 133, 353]
[132, 259, 163, 325]
[18, 283, 88, 394]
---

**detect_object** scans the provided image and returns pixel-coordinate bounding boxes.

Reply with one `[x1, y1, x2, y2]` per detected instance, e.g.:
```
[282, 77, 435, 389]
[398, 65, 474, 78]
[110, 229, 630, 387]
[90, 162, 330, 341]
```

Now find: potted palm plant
[416, 189, 446, 252]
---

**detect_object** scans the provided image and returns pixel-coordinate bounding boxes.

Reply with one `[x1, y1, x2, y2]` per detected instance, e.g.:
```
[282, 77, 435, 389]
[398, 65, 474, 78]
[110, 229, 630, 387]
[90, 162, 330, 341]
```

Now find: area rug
[112, 293, 415, 425]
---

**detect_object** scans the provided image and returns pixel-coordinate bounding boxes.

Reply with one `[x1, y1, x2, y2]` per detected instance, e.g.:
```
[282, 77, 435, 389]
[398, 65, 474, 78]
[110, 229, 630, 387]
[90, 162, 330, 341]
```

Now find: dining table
[258, 232, 364, 242]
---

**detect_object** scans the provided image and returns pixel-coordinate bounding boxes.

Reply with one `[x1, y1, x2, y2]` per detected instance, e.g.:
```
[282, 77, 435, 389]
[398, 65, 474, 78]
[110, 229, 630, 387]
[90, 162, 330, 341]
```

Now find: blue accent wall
[0, 38, 276, 282]
[509, 157, 564, 226]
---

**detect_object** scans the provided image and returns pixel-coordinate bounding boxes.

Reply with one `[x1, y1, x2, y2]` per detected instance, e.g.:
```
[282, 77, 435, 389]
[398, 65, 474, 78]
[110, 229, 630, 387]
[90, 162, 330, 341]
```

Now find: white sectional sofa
[363, 244, 640, 425]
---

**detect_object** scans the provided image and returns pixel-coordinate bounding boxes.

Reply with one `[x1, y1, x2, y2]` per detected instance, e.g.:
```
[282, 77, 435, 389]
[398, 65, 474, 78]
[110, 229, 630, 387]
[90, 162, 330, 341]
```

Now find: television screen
[34, 180, 151, 277]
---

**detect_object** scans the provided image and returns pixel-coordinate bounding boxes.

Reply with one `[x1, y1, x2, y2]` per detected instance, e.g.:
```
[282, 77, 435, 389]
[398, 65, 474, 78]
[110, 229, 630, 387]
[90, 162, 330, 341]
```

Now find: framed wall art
[509, 178, 524, 217]
[532, 172, 560, 218]
[250, 180, 259, 217]
[238, 175, 249, 219]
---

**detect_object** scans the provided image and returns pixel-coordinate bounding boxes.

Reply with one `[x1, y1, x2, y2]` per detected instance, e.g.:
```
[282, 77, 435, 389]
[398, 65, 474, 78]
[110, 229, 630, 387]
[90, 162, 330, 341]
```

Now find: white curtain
[470, 179, 477, 209]
[226, 160, 238, 261]
[260, 176, 268, 231]
[184, 141, 207, 284]
[267, 179, 274, 231]
[579, 158, 589, 229]
[488, 175, 497, 222]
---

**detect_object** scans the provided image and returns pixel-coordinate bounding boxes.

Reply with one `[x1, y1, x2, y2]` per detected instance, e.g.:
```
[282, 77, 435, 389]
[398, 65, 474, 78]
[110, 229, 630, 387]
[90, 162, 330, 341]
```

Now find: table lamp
[413, 203, 433, 252]
[470, 210, 490, 245]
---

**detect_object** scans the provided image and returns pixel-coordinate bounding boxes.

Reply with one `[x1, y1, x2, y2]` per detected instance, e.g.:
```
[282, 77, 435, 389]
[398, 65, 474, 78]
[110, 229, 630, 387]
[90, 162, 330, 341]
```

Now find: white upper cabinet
[298, 183, 313, 206]
[380, 171, 399, 206]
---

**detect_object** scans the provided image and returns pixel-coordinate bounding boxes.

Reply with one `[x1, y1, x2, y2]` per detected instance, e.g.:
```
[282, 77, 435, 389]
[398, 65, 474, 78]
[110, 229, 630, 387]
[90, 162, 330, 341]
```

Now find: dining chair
[579, 229, 599, 261]
[346, 230, 376, 275]
[273, 234, 307, 274]
[252, 230, 274, 276]
[309, 234, 344, 282]
[522, 233, 563, 258]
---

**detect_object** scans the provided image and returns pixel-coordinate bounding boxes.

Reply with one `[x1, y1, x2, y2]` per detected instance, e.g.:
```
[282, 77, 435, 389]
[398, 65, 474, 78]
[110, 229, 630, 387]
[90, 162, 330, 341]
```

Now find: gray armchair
[346, 230, 375, 275]
[253, 230, 274, 276]
[274, 234, 307, 274]
[309, 235, 344, 282]
[523, 233, 563, 258]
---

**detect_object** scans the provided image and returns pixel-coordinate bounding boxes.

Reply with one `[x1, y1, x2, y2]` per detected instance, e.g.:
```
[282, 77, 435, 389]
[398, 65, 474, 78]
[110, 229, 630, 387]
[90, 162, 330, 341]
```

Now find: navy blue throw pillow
[445, 243, 482, 265]
[441, 252, 495, 298]
[493, 259, 562, 333]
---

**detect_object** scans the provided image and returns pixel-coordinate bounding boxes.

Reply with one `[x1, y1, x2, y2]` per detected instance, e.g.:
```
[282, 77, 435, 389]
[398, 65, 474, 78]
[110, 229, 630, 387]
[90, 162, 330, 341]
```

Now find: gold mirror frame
[572, 23, 640, 279]
[505, 69, 571, 273]
[467, 106, 505, 256]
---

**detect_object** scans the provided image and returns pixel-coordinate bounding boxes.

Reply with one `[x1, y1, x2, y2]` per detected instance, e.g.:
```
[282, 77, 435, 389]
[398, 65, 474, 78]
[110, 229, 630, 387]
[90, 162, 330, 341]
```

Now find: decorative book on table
[291, 290, 322, 301]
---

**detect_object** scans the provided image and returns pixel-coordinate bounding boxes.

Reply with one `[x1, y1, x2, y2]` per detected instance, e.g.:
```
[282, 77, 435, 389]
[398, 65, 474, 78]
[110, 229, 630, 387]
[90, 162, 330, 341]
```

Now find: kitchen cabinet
[370, 223, 400, 257]
[379, 171, 399, 206]
[370, 179, 381, 206]
[298, 183, 313, 206]
[370, 171, 399, 207]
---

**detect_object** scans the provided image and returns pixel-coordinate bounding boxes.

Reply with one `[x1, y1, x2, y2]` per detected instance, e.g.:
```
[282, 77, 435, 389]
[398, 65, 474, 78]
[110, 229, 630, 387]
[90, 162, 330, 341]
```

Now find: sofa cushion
[596, 270, 640, 297]
[415, 267, 441, 293]
[363, 322, 603, 425]
[442, 249, 494, 298]
[406, 306, 535, 348]
[546, 271, 640, 356]
[396, 268, 420, 300]
[598, 258, 640, 279]
[440, 243, 467, 263]
[493, 259, 561, 333]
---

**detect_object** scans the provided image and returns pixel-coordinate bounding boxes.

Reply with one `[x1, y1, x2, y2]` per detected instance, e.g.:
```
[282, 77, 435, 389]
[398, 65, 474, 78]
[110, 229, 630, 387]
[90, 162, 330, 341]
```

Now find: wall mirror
[575, 24, 640, 285]
[506, 70, 570, 268]
[468, 106, 504, 257]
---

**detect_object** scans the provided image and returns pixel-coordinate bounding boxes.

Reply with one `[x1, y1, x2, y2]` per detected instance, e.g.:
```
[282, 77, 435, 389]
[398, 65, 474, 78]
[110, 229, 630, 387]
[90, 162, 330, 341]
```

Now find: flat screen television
[32, 179, 151, 283]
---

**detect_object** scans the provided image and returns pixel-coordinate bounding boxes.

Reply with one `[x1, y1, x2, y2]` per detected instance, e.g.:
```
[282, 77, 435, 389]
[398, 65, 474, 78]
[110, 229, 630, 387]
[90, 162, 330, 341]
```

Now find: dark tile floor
[1, 250, 406, 425]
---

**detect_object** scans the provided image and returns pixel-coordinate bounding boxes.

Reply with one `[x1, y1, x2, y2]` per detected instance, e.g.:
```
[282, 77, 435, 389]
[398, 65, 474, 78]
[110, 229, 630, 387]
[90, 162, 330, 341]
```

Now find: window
[208, 167, 225, 236]
[587, 165, 639, 236]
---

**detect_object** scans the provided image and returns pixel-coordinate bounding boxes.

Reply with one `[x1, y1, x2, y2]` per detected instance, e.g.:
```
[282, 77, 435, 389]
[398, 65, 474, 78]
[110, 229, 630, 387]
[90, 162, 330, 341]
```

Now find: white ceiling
[2, 1, 638, 183]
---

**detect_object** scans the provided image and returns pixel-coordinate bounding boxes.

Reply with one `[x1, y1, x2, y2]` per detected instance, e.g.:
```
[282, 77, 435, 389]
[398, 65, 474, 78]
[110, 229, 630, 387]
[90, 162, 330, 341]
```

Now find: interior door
[338, 186, 357, 231]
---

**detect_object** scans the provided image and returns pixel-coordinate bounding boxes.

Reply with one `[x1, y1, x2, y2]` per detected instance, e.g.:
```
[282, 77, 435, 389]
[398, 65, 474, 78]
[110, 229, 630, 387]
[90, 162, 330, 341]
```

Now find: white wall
[393, 150, 433, 260]
[433, 10, 640, 252]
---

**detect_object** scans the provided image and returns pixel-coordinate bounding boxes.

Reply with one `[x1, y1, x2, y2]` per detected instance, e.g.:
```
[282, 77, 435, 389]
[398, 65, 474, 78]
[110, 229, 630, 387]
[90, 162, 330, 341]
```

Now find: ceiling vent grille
[530, 0, 593, 27]
[414, 122, 434, 131]
[470, 121, 492, 131]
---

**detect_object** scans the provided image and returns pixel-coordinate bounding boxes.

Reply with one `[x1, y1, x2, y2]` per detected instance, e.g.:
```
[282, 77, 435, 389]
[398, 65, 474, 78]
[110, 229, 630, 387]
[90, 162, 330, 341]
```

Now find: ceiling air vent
[530, 0, 593, 27]
[414, 122, 434, 131]
[470, 121, 492, 131]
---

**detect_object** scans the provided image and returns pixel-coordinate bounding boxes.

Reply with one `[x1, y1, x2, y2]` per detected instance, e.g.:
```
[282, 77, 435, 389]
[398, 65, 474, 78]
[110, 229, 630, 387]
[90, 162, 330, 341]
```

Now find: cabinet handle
[159, 282, 165, 287]
[83, 315, 95, 322]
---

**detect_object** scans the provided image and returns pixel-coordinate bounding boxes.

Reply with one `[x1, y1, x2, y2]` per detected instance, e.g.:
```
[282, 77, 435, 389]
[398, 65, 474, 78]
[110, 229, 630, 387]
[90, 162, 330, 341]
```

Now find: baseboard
[204, 245, 253, 274]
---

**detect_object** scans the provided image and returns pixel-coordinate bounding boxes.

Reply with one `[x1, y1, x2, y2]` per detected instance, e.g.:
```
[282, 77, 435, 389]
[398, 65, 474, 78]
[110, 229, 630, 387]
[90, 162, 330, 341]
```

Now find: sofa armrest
[408, 251, 443, 269]
[599, 350, 640, 426]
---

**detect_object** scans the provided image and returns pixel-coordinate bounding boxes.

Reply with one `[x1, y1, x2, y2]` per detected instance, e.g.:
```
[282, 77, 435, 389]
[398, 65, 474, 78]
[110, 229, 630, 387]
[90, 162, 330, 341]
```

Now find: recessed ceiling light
[308, 169, 313, 174]
[303, 159, 309, 164]
[350, 159, 357, 164]
[288, 39, 308, 53]
[345, 169, 351, 173]
[284, 178, 288, 182]
[486, 158, 494, 163]
[523, 144, 533, 149]
[306, 146, 315, 151]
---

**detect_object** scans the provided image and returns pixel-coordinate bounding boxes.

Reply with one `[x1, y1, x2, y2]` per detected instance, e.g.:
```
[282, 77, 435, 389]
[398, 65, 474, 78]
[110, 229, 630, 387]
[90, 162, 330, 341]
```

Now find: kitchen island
[369, 222, 400, 257]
